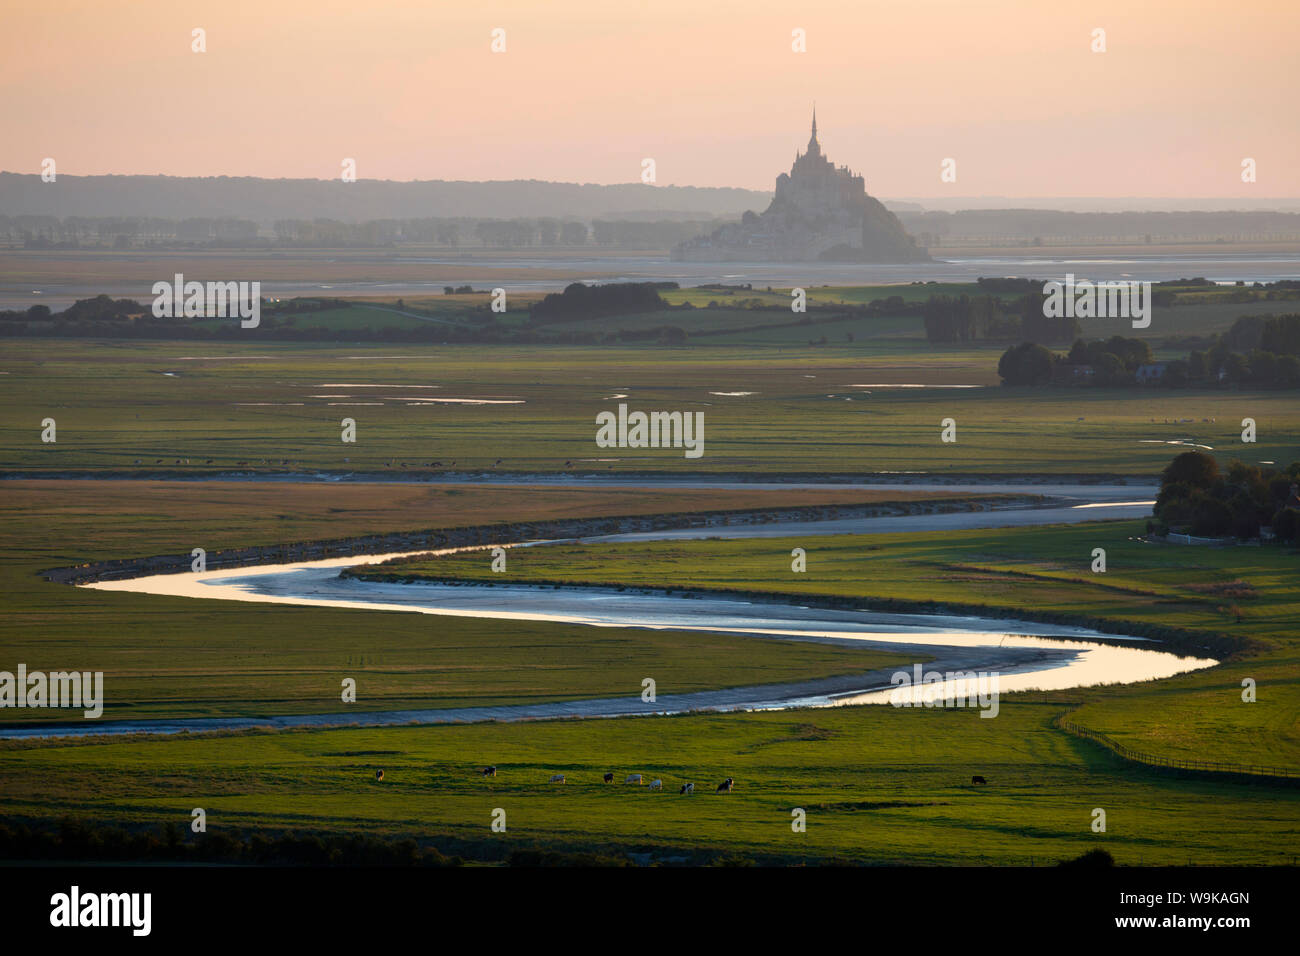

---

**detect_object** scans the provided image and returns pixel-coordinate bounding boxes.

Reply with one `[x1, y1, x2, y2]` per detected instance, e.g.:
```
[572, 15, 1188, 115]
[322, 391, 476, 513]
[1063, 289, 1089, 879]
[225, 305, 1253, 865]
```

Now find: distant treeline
[0, 290, 694, 345]
[9, 280, 1300, 352]
[997, 315, 1300, 388]
[899, 209, 1300, 245]
[12, 209, 1300, 252]
[1, 214, 730, 250]
[926, 278, 1300, 347]
[923, 293, 1077, 345]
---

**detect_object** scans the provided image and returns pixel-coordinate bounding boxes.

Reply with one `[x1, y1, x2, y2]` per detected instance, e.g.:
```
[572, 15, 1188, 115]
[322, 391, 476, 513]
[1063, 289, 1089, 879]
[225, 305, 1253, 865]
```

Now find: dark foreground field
[5, 703, 1296, 866]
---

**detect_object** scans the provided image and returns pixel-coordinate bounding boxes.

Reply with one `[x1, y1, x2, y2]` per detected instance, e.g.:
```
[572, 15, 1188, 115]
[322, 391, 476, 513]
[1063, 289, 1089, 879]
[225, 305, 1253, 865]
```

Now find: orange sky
[2, 0, 1296, 197]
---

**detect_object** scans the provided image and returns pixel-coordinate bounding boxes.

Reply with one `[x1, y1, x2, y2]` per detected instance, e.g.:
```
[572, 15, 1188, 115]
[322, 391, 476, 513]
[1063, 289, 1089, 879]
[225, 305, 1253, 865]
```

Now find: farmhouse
[1136, 362, 1168, 383]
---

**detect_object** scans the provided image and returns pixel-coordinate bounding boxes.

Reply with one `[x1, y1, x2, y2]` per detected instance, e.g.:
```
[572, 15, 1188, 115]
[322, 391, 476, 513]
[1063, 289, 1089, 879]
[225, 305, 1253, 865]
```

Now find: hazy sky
[3, 0, 1296, 197]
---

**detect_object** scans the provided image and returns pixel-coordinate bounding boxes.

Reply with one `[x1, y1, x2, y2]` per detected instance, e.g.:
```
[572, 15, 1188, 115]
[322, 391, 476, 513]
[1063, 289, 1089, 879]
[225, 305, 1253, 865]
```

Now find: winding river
[5, 483, 1218, 739]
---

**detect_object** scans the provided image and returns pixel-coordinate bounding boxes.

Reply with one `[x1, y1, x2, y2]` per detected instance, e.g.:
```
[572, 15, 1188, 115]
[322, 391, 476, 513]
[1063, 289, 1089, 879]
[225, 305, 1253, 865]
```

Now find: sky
[2, 0, 1296, 198]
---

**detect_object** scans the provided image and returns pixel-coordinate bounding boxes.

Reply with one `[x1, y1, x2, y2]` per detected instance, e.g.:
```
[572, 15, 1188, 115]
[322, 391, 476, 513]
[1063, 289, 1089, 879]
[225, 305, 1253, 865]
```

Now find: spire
[807, 106, 820, 156]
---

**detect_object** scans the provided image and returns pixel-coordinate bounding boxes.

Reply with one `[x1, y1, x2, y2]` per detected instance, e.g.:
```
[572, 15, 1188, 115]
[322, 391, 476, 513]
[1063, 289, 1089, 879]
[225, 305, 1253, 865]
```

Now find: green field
[1, 477, 1296, 865]
[2, 281, 1298, 867]
[3, 339, 1297, 474]
[3, 698, 1296, 866]
[0, 473, 1294, 868]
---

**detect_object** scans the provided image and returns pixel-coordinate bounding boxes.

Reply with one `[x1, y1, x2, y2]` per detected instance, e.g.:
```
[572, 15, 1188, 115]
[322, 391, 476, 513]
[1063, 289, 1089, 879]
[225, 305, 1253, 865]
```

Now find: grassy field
[3, 339, 1297, 474]
[3, 700, 1296, 866]
[357, 519, 1300, 768]
[0, 482, 1295, 865]
[2, 279, 1297, 866]
[0, 481, 933, 723]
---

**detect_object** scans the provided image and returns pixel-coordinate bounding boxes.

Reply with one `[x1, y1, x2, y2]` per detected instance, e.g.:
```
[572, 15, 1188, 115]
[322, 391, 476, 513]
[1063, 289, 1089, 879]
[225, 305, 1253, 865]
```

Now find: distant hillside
[0, 173, 772, 223]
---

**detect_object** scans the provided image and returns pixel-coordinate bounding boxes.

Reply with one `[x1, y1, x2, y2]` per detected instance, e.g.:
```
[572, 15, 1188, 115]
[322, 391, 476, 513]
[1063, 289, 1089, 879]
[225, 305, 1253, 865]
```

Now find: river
[0, 485, 1216, 739]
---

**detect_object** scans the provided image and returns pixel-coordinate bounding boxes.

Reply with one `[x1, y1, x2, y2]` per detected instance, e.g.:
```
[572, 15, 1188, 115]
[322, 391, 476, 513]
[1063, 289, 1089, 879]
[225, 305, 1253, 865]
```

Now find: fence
[1054, 715, 1299, 782]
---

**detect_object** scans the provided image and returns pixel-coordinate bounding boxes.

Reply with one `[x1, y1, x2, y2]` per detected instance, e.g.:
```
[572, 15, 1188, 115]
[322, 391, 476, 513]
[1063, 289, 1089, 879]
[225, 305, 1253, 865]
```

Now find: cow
[716, 777, 734, 793]
[603, 772, 615, 783]
[649, 779, 662, 790]
[549, 773, 566, 784]
[625, 774, 643, 785]
[481, 765, 497, 777]
[971, 775, 987, 785]
[375, 769, 385, 782]
[679, 783, 694, 795]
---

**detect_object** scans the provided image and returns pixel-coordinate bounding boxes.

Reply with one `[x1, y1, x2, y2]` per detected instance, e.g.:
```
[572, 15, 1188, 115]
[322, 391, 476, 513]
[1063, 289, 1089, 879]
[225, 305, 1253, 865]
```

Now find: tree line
[1, 214, 730, 250]
[997, 316, 1300, 388]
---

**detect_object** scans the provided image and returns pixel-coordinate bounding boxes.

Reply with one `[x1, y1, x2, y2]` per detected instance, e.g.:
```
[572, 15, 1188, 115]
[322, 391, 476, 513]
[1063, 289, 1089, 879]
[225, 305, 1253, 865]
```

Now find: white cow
[549, 773, 566, 784]
[679, 783, 694, 795]
[649, 779, 662, 790]
[625, 774, 643, 785]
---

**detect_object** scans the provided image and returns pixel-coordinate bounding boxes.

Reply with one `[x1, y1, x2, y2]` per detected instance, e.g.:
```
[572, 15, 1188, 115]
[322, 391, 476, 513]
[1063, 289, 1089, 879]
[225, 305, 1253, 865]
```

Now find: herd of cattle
[477, 765, 733, 793]
[373, 767, 987, 789]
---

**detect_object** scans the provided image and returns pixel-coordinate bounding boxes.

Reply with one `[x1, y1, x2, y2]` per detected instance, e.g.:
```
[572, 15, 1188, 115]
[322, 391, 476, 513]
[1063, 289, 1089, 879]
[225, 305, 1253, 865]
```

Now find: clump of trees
[998, 319, 1300, 389]
[923, 292, 1079, 345]
[1177, 314, 1300, 388]
[997, 342, 1055, 385]
[1152, 451, 1300, 541]
[997, 335, 1152, 385]
[529, 281, 668, 323]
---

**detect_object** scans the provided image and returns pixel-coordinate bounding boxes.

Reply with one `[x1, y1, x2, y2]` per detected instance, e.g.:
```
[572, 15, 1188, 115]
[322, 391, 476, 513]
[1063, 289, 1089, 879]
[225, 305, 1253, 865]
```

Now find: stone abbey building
[672, 112, 930, 263]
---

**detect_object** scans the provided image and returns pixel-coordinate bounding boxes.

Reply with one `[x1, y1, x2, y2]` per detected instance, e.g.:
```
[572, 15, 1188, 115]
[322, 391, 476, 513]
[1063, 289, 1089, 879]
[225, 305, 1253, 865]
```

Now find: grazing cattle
[971, 775, 987, 785]
[481, 765, 497, 777]
[625, 774, 643, 785]
[603, 772, 615, 784]
[549, 773, 566, 784]
[375, 769, 385, 782]
[716, 777, 734, 793]
[649, 779, 662, 790]
[679, 783, 694, 795]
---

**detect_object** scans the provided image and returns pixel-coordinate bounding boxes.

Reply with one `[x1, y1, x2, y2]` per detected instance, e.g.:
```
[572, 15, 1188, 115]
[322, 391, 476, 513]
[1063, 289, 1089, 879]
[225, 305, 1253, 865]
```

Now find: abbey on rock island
[672, 111, 931, 263]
